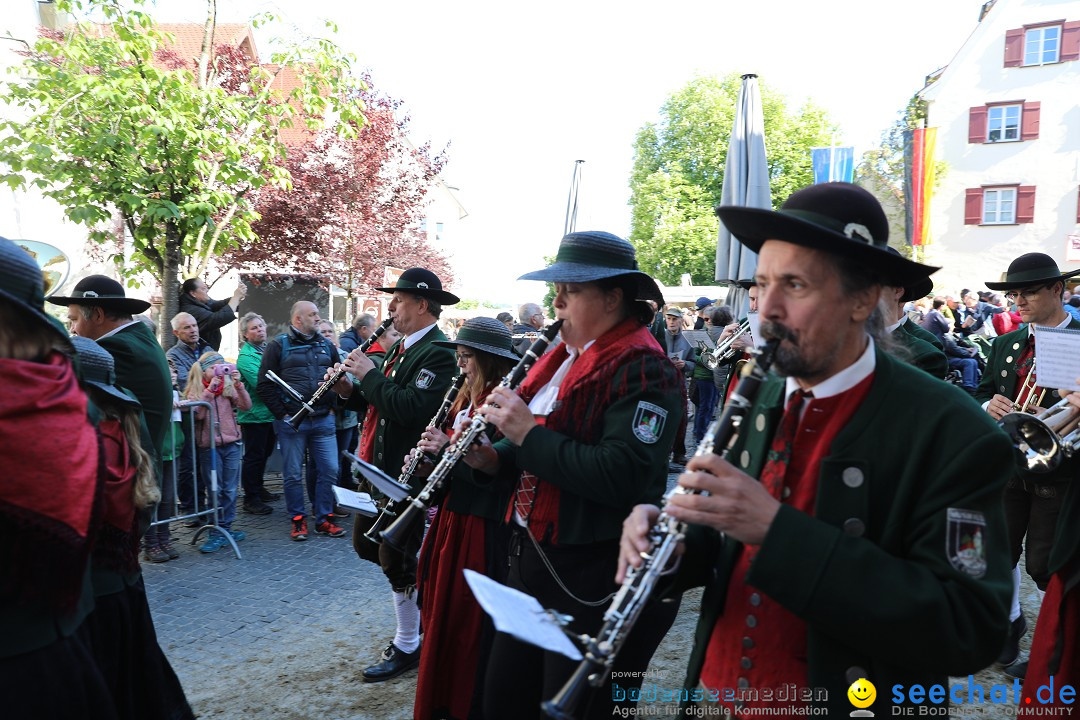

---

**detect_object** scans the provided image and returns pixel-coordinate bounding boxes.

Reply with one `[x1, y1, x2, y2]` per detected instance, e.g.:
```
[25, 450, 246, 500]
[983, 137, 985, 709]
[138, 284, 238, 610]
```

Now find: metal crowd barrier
[147, 399, 241, 559]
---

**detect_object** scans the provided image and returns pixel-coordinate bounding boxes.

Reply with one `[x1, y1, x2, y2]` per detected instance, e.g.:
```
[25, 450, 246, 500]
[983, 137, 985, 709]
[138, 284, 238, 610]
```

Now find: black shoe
[996, 613, 1027, 666]
[361, 642, 421, 683]
[258, 488, 280, 502]
[1004, 659, 1028, 679]
[243, 499, 273, 515]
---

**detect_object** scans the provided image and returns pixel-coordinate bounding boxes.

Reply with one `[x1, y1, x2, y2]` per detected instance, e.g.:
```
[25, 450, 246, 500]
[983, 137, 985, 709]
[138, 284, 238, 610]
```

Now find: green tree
[629, 73, 837, 285]
[0, 0, 365, 343]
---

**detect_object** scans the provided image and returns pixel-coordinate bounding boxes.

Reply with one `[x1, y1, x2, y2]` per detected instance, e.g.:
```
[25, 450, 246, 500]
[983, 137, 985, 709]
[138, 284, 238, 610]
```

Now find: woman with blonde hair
[185, 351, 252, 552]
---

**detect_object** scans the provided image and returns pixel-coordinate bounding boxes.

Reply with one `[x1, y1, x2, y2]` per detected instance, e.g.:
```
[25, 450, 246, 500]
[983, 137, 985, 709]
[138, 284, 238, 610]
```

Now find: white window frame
[1023, 25, 1061, 66]
[983, 187, 1017, 224]
[987, 104, 1022, 142]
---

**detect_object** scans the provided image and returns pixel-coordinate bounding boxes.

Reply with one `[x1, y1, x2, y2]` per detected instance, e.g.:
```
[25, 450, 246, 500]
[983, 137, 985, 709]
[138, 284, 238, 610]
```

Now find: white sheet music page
[331, 487, 378, 517]
[1033, 325, 1080, 393]
[464, 569, 583, 661]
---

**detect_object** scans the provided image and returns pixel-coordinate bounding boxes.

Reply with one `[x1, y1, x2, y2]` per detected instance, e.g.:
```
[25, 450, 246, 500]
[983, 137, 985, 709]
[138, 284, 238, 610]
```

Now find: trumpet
[1000, 396, 1080, 473]
[1010, 369, 1046, 414]
[541, 339, 780, 720]
[362, 373, 467, 545]
[286, 317, 393, 429]
[379, 320, 564, 552]
[699, 319, 751, 371]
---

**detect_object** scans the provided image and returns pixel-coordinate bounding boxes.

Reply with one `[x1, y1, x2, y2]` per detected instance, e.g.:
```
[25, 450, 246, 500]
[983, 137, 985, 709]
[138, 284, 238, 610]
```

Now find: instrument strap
[523, 525, 617, 608]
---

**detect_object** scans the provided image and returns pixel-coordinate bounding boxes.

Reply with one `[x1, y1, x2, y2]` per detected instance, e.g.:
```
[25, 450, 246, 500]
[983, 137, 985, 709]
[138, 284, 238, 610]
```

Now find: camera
[213, 363, 236, 378]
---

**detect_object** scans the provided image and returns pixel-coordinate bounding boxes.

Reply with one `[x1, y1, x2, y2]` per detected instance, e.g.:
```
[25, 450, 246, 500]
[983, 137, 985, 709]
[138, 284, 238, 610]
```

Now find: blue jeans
[198, 441, 243, 530]
[276, 414, 338, 524]
[693, 381, 720, 444]
[948, 357, 979, 389]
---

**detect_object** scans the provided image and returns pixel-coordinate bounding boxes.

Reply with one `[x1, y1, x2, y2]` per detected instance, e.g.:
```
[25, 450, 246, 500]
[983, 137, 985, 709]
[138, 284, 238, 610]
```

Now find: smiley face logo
[847, 677, 876, 710]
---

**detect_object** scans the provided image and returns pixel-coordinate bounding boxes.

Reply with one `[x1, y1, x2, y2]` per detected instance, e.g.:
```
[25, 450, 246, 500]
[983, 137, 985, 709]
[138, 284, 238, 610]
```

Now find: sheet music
[682, 330, 714, 350]
[464, 570, 583, 661]
[1033, 325, 1080, 392]
[331, 486, 378, 517]
[342, 451, 411, 502]
[746, 311, 762, 348]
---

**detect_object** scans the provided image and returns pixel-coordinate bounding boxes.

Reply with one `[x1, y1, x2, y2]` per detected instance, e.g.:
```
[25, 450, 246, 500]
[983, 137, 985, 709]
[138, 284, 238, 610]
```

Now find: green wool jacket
[345, 327, 457, 493]
[489, 350, 684, 545]
[98, 322, 172, 461]
[900, 317, 944, 351]
[675, 348, 1012, 717]
[890, 325, 948, 379]
[236, 341, 275, 424]
[974, 319, 1080, 486]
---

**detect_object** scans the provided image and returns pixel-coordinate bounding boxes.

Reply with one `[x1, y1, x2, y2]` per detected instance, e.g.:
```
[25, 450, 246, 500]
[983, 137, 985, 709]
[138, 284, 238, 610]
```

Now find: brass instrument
[286, 317, 393, 429]
[361, 373, 467, 545]
[18, 240, 70, 297]
[541, 339, 781, 720]
[699, 319, 751, 371]
[1010, 369, 1046, 413]
[1000, 397, 1080, 473]
[379, 320, 564, 552]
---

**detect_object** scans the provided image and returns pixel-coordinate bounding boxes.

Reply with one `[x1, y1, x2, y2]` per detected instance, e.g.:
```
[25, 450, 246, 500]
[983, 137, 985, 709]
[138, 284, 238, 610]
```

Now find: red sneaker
[315, 520, 346, 537]
[291, 515, 309, 541]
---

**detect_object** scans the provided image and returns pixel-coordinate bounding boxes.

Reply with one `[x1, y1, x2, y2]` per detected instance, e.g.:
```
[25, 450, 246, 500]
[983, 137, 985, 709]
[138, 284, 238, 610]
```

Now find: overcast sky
[147, 0, 985, 305]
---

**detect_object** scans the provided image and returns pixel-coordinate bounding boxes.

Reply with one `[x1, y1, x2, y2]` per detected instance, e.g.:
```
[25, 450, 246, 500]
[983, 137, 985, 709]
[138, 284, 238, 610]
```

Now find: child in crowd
[185, 352, 252, 553]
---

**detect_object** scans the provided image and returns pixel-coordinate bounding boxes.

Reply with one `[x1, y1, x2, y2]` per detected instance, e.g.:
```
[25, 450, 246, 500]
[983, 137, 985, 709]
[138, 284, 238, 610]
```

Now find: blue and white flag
[811, 146, 855, 184]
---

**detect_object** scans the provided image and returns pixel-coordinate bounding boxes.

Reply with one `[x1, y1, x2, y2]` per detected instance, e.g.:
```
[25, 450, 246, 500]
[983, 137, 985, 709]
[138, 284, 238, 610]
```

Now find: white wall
[921, 0, 1080, 292]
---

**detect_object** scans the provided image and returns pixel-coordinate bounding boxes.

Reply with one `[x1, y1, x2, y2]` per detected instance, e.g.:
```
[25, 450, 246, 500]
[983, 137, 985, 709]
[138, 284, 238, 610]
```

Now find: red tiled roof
[155, 23, 257, 69]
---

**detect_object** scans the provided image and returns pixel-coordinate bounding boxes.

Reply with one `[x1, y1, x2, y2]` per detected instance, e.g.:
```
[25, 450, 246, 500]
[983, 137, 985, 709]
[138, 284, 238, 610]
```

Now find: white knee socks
[393, 590, 420, 653]
[1010, 565, 1022, 622]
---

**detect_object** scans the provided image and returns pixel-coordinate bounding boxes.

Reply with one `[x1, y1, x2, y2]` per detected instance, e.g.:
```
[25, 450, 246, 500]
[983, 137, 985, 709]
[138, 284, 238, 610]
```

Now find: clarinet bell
[379, 500, 424, 552]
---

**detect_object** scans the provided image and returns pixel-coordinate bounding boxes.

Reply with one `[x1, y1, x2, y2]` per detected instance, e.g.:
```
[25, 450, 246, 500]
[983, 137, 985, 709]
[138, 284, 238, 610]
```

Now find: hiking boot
[315, 520, 346, 537]
[291, 515, 309, 541]
[243, 499, 273, 515]
[199, 534, 227, 553]
[161, 542, 181, 559]
[997, 613, 1027, 666]
[258, 488, 280, 502]
[143, 545, 170, 563]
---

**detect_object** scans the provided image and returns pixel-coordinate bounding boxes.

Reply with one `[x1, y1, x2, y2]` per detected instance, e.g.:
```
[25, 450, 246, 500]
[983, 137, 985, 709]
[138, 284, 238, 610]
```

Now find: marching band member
[408, 317, 517, 720]
[976, 253, 1080, 676]
[881, 252, 948, 378]
[334, 268, 459, 682]
[619, 183, 1012, 718]
[465, 231, 685, 720]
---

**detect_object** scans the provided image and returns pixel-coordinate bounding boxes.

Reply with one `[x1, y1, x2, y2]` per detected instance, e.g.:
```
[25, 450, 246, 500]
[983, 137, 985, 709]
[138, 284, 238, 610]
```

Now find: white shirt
[402, 322, 437, 351]
[1028, 312, 1073, 337]
[884, 315, 907, 334]
[527, 339, 596, 416]
[783, 336, 876, 421]
[95, 319, 141, 341]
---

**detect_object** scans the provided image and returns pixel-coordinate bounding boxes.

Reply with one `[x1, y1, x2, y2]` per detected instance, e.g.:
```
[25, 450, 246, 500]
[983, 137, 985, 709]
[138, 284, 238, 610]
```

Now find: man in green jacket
[335, 268, 458, 682]
[881, 260, 949, 380]
[619, 183, 1012, 718]
[976, 252, 1080, 677]
[50, 276, 171, 465]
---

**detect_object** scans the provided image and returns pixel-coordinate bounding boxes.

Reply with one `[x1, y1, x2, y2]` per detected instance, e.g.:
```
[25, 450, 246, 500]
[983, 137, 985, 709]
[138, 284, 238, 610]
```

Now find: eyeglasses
[1004, 284, 1053, 302]
[456, 351, 475, 363]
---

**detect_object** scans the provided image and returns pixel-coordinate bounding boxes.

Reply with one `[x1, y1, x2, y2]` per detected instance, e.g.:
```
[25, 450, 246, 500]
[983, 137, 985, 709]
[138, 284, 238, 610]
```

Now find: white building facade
[920, 0, 1080, 291]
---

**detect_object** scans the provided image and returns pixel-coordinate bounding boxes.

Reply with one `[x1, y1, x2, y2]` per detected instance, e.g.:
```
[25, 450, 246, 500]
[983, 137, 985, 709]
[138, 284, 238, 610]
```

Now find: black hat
[518, 231, 664, 304]
[885, 248, 934, 302]
[984, 253, 1080, 291]
[49, 274, 151, 314]
[716, 182, 939, 286]
[719, 278, 757, 290]
[0, 235, 73, 348]
[70, 336, 141, 408]
[374, 268, 459, 305]
[432, 317, 519, 361]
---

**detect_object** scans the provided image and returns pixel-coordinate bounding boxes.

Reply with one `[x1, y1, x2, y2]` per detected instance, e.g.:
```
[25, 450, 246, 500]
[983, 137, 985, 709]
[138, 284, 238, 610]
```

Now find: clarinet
[541, 338, 780, 720]
[362, 372, 467, 545]
[287, 317, 393, 430]
[379, 320, 563, 552]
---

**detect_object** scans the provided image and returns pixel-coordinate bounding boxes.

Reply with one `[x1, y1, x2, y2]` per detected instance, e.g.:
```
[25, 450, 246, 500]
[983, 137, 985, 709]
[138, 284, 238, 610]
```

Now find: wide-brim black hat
[432, 316, 519, 361]
[374, 267, 459, 305]
[885, 247, 934, 302]
[716, 182, 939, 286]
[518, 231, 664, 305]
[70, 336, 142, 408]
[719, 278, 756, 291]
[0, 236, 73, 349]
[984, 253, 1080, 291]
[49, 274, 151, 314]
